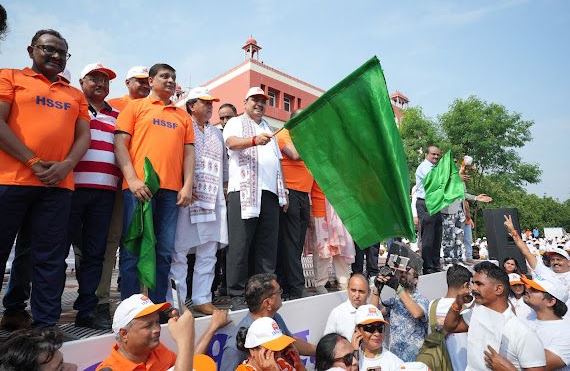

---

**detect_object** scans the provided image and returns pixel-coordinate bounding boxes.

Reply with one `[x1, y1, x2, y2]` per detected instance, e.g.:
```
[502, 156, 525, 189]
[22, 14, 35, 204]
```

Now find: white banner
[61, 271, 446, 370]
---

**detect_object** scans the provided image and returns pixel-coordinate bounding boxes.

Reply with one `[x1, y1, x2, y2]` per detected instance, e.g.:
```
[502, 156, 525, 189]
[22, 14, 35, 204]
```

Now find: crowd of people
[2, 24, 570, 371]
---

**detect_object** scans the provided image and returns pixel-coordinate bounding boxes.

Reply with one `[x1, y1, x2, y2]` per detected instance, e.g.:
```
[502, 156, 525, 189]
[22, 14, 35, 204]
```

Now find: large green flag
[285, 56, 415, 247]
[123, 157, 160, 289]
[423, 151, 465, 215]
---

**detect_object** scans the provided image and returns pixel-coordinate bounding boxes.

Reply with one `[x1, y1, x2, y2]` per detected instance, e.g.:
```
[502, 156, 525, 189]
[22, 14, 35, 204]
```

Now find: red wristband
[251, 136, 256, 146]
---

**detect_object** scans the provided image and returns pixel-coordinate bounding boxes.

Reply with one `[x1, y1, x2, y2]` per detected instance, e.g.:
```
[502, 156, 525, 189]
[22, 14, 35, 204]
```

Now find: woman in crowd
[315, 333, 358, 371]
[502, 257, 521, 274]
[507, 273, 536, 323]
[236, 317, 304, 371]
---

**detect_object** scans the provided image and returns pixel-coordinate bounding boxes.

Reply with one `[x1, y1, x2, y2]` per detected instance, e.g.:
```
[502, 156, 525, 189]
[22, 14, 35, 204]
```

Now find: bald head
[348, 273, 369, 308]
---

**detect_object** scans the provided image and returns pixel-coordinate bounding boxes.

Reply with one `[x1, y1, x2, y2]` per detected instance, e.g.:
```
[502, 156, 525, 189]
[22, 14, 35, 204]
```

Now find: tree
[440, 96, 541, 195]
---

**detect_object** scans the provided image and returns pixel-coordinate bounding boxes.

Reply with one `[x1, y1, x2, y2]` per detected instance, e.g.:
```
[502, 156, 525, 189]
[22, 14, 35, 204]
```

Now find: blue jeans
[0, 185, 71, 327]
[463, 223, 473, 259]
[120, 189, 178, 303]
[68, 188, 115, 318]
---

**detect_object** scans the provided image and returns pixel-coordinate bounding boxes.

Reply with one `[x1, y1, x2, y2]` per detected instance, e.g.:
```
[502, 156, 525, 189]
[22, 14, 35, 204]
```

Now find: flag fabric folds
[423, 151, 465, 215]
[285, 56, 415, 247]
[123, 157, 160, 289]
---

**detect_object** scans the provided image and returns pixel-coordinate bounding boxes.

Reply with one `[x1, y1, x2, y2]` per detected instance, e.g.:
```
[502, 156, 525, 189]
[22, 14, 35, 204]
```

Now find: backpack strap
[428, 298, 440, 333]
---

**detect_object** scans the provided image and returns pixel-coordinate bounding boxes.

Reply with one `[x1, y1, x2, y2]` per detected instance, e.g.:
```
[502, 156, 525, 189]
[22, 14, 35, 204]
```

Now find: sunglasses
[334, 350, 359, 366]
[361, 323, 384, 334]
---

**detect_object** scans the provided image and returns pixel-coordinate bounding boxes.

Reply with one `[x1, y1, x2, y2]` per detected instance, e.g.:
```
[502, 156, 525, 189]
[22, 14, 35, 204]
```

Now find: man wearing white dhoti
[168, 87, 228, 315]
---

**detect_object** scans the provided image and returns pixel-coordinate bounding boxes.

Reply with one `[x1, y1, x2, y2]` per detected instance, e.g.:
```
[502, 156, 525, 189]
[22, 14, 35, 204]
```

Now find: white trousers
[168, 240, 218, 306]
[312, 253, 351, 290]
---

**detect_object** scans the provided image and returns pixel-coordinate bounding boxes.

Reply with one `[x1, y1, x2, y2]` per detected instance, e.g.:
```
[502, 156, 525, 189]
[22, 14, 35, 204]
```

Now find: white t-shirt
[529, 319, 570, 370]
[429, 298, 468, 371]
[509, 296, 537, 325]
[222, 115, 280, 195]
[463, 304, 545, 370]
[358, 348, 404, 371]
[323, 300, 358, 340]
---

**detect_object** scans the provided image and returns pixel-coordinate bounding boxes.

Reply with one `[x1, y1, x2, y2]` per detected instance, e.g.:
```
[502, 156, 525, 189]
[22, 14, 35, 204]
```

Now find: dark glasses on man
[362, 323, 384, 334]
[334, 350, 359, 366]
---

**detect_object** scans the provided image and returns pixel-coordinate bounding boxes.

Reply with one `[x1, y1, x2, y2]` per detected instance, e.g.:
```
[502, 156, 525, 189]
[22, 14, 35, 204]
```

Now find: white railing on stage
[61, 271, 446, 370]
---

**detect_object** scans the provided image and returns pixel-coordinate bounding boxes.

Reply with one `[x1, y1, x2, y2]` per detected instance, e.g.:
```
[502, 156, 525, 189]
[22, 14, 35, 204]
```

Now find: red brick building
[202, 37, 408, 128]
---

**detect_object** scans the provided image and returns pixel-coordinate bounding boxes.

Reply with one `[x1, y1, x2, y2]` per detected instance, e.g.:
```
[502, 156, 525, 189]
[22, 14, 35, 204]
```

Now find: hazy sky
[1, 0, 567, 200]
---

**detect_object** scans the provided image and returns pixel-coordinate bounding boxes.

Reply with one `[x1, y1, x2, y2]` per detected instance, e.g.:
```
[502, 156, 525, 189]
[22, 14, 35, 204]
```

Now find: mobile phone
[170, 279, 185, 314]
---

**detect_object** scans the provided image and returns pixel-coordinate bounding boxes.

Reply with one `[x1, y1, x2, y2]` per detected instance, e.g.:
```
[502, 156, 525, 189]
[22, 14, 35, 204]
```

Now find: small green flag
[285, 56, 415, 247]
[123, 157, 160, 289]
[423, 151, 465, 215]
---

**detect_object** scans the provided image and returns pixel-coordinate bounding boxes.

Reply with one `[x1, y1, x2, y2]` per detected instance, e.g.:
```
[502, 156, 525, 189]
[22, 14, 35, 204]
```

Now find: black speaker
[482, 208, 527, 274]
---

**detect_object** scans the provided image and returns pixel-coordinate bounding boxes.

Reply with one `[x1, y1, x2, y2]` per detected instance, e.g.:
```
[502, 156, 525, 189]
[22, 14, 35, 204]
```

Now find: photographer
[371, 266, 429, 362]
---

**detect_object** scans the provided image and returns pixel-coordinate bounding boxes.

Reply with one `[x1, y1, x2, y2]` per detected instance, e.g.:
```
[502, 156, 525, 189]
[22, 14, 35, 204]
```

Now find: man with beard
[223, 87, 287, 310]
[373, 267, 429, 362]
[97, 294, 194, 370]
[324, 273, 370, 340]
[444, 261, 546, 370]
[354, 304, 404, 370]
[0, 29, 90, 328]
[505, 215, 570, 314]
[168, 87, 228, 316]
[114, 63, 195, 305]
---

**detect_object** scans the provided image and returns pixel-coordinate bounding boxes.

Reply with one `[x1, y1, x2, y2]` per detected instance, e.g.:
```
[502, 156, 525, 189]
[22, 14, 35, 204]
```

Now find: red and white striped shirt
[74, 102, 121, 190]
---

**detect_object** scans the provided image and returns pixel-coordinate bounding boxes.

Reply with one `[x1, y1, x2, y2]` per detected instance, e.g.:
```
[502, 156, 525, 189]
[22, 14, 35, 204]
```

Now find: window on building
[268, 89, 277, 107]
[284, 95, 292, 112]
[297, 97, 302, 109]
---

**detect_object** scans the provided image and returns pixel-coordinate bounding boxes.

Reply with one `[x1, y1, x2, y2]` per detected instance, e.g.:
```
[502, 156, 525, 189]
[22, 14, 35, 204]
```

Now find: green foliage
[400, 96, 567, 234]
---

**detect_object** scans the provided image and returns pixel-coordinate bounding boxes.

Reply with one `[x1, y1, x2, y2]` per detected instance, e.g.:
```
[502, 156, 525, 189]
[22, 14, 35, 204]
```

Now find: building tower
[242, 36, 261, 60]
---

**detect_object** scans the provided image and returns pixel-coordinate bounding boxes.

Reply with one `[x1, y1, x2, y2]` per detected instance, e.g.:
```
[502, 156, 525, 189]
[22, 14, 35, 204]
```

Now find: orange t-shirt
[96, 342, 176, 371]
[276, 129, 313, 193]
[115, 96, 194, 191]
[108, 94, 133, 112]
[310, 181, 326, 218]
[0, 68, 89, 190]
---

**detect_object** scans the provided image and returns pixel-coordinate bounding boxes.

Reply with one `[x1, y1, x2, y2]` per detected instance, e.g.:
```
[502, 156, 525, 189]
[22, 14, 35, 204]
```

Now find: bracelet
[451, 303, 462, 312]
[251, 136, 256, 146]
[26, 156, 41, 168]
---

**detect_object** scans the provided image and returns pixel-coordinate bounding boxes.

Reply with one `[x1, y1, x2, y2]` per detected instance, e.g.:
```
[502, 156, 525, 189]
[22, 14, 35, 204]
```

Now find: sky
[1, 0, 568, 200]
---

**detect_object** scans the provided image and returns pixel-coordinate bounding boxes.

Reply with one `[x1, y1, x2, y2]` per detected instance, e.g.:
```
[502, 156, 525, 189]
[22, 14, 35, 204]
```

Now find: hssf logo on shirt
[153, 118, 178, 129]
[36, 96, 72, 110]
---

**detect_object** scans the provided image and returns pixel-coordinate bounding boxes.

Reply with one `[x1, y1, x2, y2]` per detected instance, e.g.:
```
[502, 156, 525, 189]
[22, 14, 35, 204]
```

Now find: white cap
[355, 304, 387, 326]
[244, 317, 295, 351]
[545, 247, 570, 260]
[126, 66, 149, 80]
[463, 155, 473, 166]
[58, 69, 71, 83]
[112, 294, 171, 335]
[175, 86, 219, 108]
[245, 86, 269, 100]
[80, 62, 116, 80]
[564, 240, 570, 251]
[508, 273, 523, 285]
[522, 273, 569, 303]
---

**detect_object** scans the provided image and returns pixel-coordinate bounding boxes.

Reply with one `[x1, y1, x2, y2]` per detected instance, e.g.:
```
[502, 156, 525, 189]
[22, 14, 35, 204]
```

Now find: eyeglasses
[361, 323, 384, 334]
[333, 350, 359, 366]
[270, 288, 284, 297]
[33, 45, 71, 60]
[83, 75, 109, 84]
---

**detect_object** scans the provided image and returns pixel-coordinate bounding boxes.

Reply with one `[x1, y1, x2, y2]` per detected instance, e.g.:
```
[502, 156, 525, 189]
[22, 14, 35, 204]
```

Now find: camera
[374, 240, 423, 293]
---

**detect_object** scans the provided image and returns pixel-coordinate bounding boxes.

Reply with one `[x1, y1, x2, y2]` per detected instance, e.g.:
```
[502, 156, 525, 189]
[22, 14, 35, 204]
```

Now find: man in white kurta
[167, 87, 228, 315]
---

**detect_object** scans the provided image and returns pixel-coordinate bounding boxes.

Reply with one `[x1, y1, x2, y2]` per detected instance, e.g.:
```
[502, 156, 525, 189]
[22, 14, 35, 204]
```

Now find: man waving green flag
[285, 56, 415, 247]
[123, 157, 160, 289]
[423, 151, 464, 215]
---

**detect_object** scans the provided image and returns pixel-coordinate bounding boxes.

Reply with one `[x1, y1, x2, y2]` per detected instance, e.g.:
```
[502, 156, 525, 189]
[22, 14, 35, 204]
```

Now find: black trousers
[416, 198, 443, 271]
[276, 190, 310, 298]
[226, 190, 280, 297]
[352, 243, 380, 278]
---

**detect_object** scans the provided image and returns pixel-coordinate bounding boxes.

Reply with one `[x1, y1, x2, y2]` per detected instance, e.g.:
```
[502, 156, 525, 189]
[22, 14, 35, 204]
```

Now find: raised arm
[504, 215, 537, 269]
